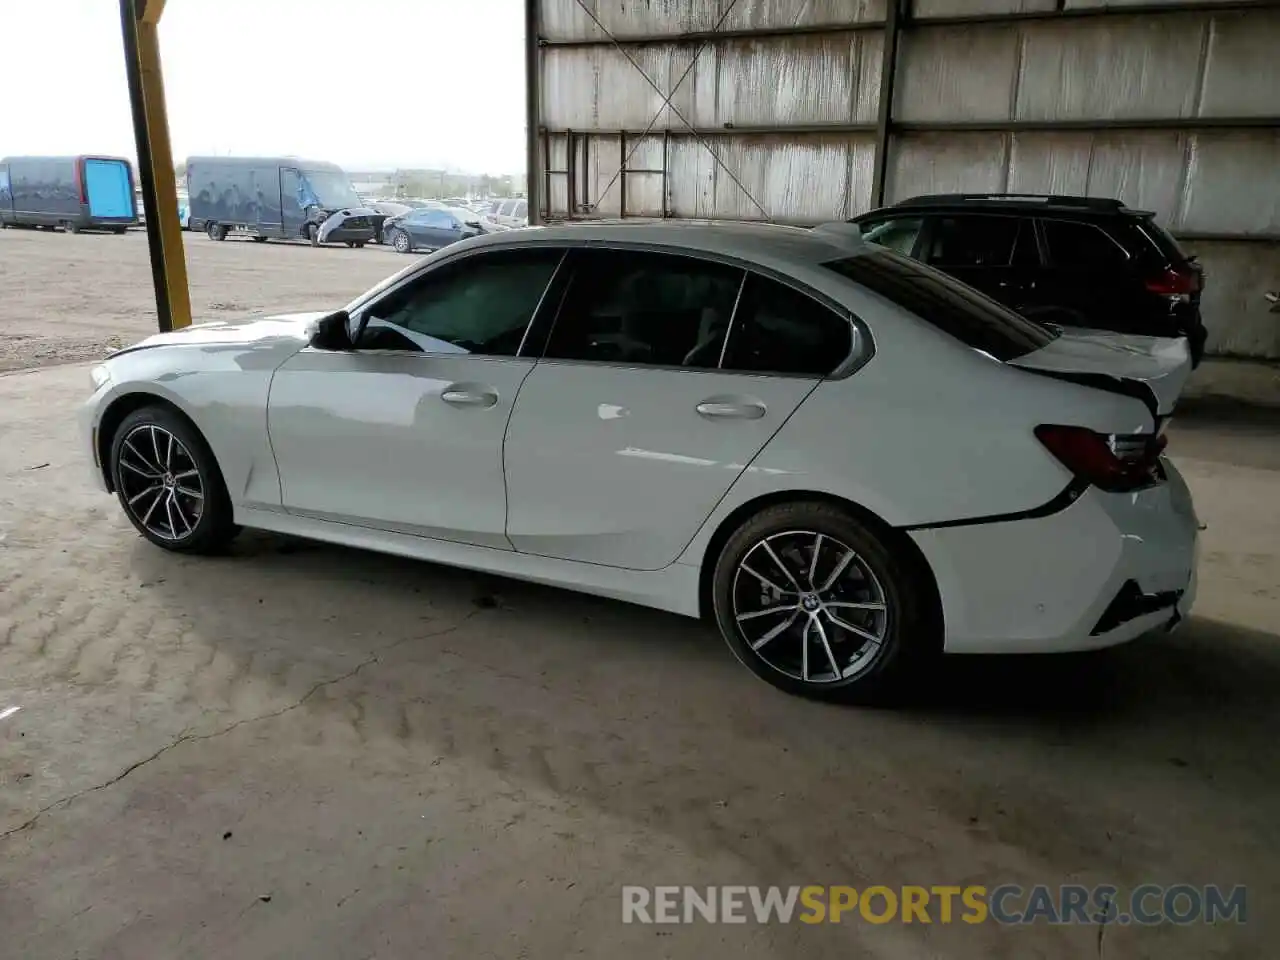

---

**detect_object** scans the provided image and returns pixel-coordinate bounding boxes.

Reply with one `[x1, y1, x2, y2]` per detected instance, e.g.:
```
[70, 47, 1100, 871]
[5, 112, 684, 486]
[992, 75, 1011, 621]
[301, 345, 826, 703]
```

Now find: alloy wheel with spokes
[117, 423, 205, 541]
[733, 530, 890, 684]
[713, 501, 931, 702]
[109, 405, 237, 554]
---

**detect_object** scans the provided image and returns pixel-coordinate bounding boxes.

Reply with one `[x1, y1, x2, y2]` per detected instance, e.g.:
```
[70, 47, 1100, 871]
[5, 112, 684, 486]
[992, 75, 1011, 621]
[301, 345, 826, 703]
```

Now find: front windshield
[299, 169, 362, 209]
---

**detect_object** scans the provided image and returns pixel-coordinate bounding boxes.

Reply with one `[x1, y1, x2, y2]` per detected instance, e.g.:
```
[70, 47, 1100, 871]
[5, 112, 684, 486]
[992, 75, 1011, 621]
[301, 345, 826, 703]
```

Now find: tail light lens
[1145, 263, 1200, 299]
[1035, 424, 1167, 493]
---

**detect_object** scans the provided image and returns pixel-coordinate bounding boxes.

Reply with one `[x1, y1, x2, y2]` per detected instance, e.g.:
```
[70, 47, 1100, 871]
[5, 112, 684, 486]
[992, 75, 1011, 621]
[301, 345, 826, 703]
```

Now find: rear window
[824, 248, 1057, 361]
[1119, 216, 1188, 266]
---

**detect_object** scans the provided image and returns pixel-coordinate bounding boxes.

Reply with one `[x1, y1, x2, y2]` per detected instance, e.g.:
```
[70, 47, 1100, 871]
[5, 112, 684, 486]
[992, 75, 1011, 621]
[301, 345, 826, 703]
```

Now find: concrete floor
[1, 229, 1278, 958]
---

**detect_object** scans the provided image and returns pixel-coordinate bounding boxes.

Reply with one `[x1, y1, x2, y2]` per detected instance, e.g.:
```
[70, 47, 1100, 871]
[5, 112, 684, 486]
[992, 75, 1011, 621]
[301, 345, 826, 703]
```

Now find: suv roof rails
[893, 193, 1127, 212]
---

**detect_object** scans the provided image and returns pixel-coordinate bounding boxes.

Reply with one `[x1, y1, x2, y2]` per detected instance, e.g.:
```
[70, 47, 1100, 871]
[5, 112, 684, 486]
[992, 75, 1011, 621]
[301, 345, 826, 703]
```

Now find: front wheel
[110, 406, 237, 554]
[207, 221, 227, 241]
[711, 502, 934, 703]
[391, 229, 411, 254]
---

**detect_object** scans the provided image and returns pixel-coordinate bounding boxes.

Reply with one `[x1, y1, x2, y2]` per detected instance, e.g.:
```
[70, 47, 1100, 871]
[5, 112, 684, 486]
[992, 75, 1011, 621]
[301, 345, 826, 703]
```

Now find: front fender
[92, 345, 291, 513]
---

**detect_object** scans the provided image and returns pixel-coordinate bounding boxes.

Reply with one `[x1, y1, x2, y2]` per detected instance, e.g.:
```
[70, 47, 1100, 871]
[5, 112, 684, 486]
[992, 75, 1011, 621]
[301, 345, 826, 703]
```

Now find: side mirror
[311, 309, 355, 351]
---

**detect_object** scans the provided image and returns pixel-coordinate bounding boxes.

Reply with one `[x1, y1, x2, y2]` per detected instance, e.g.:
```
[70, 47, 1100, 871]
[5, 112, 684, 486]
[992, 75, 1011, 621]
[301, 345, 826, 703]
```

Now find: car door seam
[500, 359, 543, 552]
[663, 377, 826, 571]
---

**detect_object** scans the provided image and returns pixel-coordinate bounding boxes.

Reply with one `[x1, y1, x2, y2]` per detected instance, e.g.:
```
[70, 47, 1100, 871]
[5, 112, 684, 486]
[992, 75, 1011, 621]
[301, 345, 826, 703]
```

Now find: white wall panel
[1015, 17, 1205, 121]
[886, 134, 1009, 203]
[912, 0, 1055, 17]
[1180, 132, 1280, 235]
[1199, 9, 1280, 118]
[540, 0, 883, 42]
[1184, 241, 1280, 359]
[895, 24, 1019, 122]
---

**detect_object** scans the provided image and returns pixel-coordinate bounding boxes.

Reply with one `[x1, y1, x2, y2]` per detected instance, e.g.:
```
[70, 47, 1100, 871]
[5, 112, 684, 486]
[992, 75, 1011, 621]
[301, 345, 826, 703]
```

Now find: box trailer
[0, 155, 137, 233]
[186, 156, 376, 247]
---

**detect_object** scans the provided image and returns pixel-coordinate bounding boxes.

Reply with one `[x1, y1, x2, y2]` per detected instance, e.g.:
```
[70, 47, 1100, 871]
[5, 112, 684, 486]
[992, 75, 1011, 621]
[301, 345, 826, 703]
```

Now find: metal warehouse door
[83, 159, 134, 218]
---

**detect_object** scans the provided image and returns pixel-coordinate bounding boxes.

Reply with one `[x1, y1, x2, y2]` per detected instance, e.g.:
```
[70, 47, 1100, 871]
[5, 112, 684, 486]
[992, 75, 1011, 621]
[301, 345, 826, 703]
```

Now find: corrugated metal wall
[531, 0, 1280, 359]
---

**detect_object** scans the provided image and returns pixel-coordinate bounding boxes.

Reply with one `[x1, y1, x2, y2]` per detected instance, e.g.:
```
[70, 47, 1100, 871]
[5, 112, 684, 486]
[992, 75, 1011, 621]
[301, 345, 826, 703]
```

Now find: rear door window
[923, 215, 1022, 268]
[825, 249, 1057, 361]
[542, 249, 744, 368]
[1041, 220, 1129, 269]
[721, 275, 852, 376]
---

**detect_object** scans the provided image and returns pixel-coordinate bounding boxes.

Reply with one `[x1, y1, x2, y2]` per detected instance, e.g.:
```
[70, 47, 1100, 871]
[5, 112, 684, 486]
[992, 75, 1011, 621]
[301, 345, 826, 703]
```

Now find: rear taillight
[1145, 263, 1200, 299]
[1034, 424, 1166, 493]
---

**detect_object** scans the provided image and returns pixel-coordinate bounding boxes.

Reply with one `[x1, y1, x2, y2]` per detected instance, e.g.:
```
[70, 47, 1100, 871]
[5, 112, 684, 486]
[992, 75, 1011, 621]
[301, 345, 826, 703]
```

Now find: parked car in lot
[0, 155, 137, 233]
[80, 221, 1198, 703]
[382, 205, 488, 253]
[486, 197, 528, 228]
[851, 194, 1209, 366]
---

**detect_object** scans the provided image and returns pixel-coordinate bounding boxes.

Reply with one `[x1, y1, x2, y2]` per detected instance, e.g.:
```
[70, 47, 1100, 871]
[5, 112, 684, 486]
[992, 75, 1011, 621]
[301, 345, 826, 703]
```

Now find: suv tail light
[1034, 424, 1167, 493]
[1145, 262, 1200, 299]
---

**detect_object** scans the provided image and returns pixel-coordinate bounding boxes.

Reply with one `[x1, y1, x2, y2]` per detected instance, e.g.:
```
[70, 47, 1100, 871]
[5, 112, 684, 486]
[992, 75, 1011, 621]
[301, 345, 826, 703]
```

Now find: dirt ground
[1, 229, 1278, 958]
[0, 227, 399, 372]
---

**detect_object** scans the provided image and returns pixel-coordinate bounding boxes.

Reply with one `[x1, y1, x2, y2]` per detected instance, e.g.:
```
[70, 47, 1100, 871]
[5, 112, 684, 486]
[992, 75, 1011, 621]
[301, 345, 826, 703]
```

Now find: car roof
[856, 193, 1154, 220]
[466, 219, 867, 266]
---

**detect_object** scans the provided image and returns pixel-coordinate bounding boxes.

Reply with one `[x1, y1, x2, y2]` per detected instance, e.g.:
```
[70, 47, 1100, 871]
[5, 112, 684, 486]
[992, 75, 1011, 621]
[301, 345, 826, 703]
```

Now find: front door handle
[441, 385, 498, 408]
[696, 399, 767, 420]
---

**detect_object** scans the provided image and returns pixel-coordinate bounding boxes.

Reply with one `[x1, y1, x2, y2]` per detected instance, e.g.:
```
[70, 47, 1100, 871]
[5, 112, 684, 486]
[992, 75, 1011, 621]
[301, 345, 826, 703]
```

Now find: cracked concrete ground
[1, 232, 1279, 958]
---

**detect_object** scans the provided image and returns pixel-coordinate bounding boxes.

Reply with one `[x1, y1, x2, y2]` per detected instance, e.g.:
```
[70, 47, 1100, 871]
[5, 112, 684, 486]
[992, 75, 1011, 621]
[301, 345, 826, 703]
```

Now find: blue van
[0, 155, 138, 233]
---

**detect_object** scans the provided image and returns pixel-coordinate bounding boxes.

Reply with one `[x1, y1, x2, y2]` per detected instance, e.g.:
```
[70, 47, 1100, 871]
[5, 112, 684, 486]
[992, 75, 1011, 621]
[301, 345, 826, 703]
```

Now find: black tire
[207, 221, 227, 241]
[109, 405, 238, 555]
[113, 227, 128, 235]
[65, 221, 81, 234]
[252, 235, 267, 243]
[391, 229, 411, 254]
[711, 501, 934, 703]
[353, 241, 366, 249]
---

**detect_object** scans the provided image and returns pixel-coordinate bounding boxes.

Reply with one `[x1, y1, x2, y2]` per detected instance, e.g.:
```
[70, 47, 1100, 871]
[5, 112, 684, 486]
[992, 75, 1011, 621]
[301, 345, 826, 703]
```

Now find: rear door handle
[441, 385, 498, 408]
[696, 399, 767, 420]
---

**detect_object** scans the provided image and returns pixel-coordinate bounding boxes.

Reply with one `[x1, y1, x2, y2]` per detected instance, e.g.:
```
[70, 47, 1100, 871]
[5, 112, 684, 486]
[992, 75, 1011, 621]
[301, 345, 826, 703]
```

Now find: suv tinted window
[722, 275, 852, 376]
[1042, 220, 1129, 269]
[825, 249, 1056, 361]
[358, 248, 563, 355]
[925, 215, 1021, 268]
[544, 249, 744, 368]
[859, 217, 923, 255]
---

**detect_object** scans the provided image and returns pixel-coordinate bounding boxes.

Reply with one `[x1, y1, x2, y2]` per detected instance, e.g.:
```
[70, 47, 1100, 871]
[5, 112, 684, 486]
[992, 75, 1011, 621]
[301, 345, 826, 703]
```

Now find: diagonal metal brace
[571, 0, 771, 220]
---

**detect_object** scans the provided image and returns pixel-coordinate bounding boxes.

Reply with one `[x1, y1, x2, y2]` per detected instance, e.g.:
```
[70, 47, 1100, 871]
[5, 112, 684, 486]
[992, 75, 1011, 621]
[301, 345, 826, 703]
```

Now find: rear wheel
[353, 241, 366, 249]
[110, 406, 237, 554]
[65, 221, 81, 234]
[207, 221, 227, 241]
[252, 235, 267, 243]
[711, 502, 933, 703]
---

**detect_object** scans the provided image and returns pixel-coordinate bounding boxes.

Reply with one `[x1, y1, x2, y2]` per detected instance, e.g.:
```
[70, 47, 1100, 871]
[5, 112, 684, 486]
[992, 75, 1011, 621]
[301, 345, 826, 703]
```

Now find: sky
[0, 0, 527, 175]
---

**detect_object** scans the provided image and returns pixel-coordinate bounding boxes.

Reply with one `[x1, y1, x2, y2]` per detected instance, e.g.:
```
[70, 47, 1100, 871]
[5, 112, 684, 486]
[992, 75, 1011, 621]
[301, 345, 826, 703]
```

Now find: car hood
[110, 311, 329, 356]
[1008, 326, 1192, 417]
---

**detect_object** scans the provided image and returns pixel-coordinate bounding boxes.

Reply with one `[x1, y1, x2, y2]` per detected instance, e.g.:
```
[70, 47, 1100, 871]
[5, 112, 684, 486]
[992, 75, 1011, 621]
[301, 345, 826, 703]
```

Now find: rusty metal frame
[119, 0, 190, 332]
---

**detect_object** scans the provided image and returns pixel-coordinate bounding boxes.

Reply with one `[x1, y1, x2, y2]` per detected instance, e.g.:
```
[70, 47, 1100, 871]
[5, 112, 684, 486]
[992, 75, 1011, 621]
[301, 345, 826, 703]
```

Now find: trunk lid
[1008, 326, 1192, 417]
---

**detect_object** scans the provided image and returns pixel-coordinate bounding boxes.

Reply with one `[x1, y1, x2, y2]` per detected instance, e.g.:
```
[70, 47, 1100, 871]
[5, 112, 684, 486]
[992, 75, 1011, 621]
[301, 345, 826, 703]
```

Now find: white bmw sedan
[81, 221, 1200, 701]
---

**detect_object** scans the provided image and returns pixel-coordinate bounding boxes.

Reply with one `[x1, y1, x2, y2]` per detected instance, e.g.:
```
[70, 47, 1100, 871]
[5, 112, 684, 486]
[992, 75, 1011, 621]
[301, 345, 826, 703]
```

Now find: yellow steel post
[119, 0, 191, 331]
